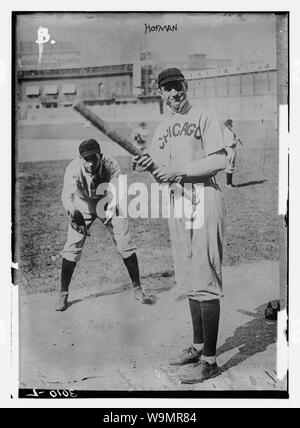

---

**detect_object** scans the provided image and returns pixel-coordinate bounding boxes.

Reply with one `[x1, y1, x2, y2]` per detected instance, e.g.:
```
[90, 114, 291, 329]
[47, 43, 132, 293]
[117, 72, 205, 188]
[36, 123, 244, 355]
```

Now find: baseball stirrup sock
[60, 258, 76, 293]
[188, 298, 204, 344]
[123, 253, 140, 287]
[200, 299, 220, 357]
[226, 173, 233, 185]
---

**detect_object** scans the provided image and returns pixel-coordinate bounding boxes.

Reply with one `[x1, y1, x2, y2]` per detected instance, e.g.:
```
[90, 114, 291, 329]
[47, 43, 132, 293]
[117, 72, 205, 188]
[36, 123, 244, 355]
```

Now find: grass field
[17, 146, 279, 295]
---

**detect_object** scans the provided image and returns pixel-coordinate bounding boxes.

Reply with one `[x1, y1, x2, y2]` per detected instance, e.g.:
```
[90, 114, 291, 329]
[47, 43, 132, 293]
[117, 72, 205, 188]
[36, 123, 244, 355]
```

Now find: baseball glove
[67, 209, 90, 236]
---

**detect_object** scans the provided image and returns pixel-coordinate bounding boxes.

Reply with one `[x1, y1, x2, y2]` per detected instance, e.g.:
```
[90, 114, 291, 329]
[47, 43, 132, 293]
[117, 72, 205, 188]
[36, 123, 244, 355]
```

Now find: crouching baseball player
[56, 138, 152, 311]
[137, 68, 227, 383]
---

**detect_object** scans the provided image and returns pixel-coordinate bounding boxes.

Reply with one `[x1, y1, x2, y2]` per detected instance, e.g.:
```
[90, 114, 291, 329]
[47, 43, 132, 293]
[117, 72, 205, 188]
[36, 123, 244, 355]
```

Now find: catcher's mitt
[68, 209, 90, 236]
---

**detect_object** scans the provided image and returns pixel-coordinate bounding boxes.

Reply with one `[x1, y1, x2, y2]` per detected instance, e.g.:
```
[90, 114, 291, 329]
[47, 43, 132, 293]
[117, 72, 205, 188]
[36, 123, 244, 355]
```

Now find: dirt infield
[19, 260, 285, 391]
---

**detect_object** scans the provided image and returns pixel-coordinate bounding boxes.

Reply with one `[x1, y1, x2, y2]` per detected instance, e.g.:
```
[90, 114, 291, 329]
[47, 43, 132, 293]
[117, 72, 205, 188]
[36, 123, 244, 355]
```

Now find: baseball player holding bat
[56, 138, 153, 311]
[136, 68, 227, 383]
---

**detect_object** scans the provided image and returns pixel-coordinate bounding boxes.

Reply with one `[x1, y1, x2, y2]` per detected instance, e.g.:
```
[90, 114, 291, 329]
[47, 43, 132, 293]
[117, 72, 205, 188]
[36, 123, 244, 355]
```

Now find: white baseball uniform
[222, 125, 237, 174]
[61, 155, 136, 262]
[150, 103, 226, 301]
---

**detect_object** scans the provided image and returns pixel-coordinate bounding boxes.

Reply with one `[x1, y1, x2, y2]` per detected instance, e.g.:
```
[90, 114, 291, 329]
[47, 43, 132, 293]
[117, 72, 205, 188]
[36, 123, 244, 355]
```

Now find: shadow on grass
[217, 303, 277, 373]
[68, 283, 131, 307]
[235, 179, 267, 188]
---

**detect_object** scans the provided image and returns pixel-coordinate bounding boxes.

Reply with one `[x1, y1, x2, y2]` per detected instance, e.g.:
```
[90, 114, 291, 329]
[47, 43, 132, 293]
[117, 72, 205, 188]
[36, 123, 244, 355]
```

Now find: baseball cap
[158, 68, 185, 87]
[79, 139, 101, 158]
[225, 119, 233, 126]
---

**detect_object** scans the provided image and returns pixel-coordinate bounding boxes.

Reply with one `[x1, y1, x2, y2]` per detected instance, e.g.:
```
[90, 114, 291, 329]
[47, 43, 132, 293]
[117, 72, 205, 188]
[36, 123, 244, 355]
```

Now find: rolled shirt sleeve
[199, 112, 225, 156]
[61, 163, 78, 213]
[108, 158, 121, 180]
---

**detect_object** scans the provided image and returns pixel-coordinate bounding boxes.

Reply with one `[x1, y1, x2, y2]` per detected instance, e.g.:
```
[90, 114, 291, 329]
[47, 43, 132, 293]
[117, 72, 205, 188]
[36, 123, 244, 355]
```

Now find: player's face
[81, 153, 102, 173]
[159, 80, 188, 112]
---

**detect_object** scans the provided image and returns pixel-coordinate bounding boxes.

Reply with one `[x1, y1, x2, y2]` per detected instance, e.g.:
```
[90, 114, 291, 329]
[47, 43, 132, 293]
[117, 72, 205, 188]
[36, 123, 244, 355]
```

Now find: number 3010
[49, 389, 77, 398]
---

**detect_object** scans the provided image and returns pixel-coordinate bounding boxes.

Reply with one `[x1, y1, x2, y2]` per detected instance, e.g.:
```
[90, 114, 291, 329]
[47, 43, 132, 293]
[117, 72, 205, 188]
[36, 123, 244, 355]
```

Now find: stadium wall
[18, 68, 278, 149]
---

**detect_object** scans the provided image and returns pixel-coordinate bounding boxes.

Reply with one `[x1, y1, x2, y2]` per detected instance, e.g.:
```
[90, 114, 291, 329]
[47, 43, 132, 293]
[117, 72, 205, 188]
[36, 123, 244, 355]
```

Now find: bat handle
[133, 151, 157, 171]
[133, 150, 192, 202]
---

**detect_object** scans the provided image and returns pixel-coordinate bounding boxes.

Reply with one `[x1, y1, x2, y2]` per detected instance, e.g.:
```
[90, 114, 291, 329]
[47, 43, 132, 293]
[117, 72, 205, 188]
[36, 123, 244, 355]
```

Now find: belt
[169, 176, 219, 198]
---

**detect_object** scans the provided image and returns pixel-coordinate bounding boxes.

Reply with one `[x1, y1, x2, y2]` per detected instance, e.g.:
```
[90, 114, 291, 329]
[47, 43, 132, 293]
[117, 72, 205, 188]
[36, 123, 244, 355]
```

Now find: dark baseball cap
[79, 139, 101, 158]
[158, 68, 185, 87]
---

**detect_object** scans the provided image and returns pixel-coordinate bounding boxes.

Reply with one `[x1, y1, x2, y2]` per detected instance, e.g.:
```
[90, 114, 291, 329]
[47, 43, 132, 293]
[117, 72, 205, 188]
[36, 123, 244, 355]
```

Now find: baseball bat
[73, 101, 193, 201]
[74, 101, 150, 161]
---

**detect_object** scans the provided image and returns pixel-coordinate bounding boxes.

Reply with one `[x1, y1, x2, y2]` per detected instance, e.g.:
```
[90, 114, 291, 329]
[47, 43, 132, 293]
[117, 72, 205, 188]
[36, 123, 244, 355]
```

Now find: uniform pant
[61, 196, 136, 262]
[168, 185, 225, 302]
[225, 147, 237, 173]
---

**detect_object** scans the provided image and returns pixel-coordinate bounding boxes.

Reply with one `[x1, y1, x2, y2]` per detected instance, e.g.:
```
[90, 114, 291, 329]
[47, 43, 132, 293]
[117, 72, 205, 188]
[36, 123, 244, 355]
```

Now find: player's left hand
[103, 201, 116, 225]
[152, 166, 184, 183]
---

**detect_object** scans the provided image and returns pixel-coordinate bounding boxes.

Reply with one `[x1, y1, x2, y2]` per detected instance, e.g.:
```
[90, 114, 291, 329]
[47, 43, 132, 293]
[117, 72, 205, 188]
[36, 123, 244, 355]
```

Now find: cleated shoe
[170, 345, 202, 366]
[133, 286, 155, 304]
[55, 292, 69, 311]
[180, 360, 220, 384]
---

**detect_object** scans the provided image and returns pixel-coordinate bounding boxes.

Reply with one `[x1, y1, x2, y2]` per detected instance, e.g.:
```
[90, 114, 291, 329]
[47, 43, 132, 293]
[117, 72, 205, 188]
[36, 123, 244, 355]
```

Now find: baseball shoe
[227, 184, 234, 188]
[180, 360, 220, 384]
[133, 286, 155, 304]
[169, 345, 202, 366]
[55, 292, 69, 311]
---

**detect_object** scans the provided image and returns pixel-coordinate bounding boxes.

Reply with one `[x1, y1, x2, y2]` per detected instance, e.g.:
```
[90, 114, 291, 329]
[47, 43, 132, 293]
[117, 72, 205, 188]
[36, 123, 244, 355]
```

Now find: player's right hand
[135, 153, 153, 171]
